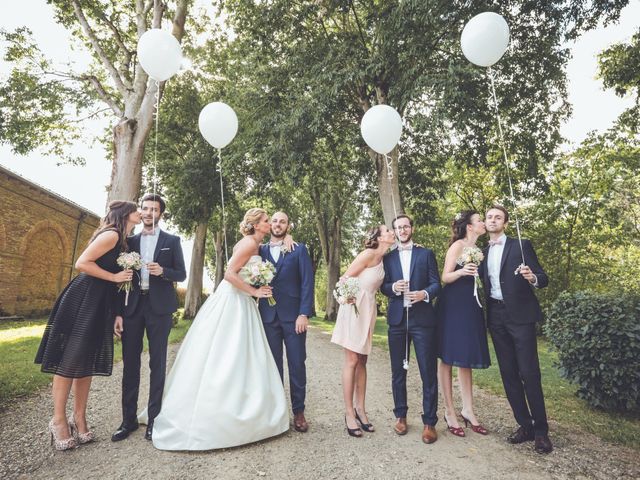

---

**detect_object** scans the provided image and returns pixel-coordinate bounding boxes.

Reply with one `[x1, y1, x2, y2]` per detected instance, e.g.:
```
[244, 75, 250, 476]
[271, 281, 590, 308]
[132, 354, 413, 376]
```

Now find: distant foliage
[545, 291, 640, 411]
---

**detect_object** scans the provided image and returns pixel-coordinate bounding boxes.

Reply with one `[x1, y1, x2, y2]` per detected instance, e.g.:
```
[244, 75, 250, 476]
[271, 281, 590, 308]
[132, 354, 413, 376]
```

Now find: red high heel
[444, 414, 465, 437]
[460, 412, 488, 435]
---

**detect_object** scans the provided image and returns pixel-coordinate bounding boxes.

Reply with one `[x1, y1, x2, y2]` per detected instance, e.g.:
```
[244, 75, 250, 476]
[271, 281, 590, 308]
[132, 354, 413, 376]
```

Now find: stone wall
[0, 166, 100, 317]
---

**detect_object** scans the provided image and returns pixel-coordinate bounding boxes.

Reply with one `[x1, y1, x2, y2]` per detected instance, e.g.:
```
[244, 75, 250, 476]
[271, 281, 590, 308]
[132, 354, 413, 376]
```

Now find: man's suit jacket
[479, 236, 548, 324]
[381, 246, 441, 327]
[258, 243, 314, 324]
[123, 230, 187, 317]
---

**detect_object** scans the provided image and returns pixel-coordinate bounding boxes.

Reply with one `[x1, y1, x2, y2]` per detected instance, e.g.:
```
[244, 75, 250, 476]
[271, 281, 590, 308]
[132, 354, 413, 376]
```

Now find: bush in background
[545, 291, 640, 411]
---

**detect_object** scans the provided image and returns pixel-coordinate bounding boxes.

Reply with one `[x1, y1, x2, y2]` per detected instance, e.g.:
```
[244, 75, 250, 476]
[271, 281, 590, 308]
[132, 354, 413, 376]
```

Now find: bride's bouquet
[333, 276, 360, 316]
[456, 246, 484, 307]
[116, 251, 144, 306]
[240, 258, 277, 305]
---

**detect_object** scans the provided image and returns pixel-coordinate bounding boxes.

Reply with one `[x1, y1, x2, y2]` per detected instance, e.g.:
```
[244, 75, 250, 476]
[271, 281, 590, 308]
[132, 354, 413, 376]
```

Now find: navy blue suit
[258, 243, 314, 414]
[381, 246, 441, 426]
[479, 236, 550, 435]
[120, 230, 186, 425]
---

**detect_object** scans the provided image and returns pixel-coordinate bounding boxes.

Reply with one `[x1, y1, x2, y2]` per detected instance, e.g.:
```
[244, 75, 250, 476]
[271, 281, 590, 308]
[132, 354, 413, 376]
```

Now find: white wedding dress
[148, 256, 289, 451]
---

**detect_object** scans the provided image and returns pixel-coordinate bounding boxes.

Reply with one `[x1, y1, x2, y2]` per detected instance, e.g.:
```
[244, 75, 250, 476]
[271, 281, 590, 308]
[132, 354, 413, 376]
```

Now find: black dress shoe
[534, 434, 553, 453]
[145, 421, 153, 441]
[507, 425, 535, 444]
[111, 422, 139, 442]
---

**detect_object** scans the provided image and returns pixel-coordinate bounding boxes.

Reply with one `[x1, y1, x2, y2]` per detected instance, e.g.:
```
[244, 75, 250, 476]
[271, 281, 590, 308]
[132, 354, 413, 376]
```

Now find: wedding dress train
[149, 256, 289, 450]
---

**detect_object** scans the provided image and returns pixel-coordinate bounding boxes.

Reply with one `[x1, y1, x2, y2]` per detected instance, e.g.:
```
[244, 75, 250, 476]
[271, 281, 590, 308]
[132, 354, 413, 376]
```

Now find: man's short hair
[488, 204, 509, 223]
[392, 214, 414, 229]
[140, 193, 166, 214]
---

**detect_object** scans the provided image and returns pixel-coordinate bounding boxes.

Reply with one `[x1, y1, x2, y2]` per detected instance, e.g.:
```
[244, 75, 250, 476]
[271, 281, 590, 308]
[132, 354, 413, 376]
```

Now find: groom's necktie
[488, 239, 504, 247]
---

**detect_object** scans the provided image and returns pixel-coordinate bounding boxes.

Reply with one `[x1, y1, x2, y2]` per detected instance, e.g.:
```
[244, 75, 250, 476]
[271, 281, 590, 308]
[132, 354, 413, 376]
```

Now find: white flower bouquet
[240, 258, 277, 305]
[456, 246, 484, 307]
[116, 251, 144, 305]
[333, 276, 360, 316]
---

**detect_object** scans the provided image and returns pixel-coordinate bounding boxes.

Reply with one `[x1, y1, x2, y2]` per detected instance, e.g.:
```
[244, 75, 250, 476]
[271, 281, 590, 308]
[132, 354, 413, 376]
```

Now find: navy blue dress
[437, 265, 490, 369]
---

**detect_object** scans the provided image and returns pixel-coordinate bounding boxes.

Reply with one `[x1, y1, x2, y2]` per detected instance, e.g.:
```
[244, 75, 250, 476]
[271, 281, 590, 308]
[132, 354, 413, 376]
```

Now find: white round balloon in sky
[360, 105, 403, 155]
[198, 102, 239, 149]
[138, 29, 183, 82]
[461, 12, 510, 67]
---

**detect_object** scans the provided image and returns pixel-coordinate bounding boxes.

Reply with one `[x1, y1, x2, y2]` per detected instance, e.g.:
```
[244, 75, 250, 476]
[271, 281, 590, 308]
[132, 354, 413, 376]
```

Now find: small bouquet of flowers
[456, 246, 484, 307]
[333, 277, 360, 316]
[240, 258, 277, 305]
[116, 251, 144, 306]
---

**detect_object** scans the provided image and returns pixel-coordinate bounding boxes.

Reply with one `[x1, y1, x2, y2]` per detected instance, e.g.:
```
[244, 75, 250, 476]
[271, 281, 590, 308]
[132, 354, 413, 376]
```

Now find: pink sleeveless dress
[331, 262, 385, 355]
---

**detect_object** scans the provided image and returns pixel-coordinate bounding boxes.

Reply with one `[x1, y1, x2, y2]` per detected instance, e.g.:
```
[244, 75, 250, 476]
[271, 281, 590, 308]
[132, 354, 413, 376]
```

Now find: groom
[480, 205, 552, 454]
[381, 214, 441, 444]
[112, 193, 186, 442]
[259, 211, 314, 432]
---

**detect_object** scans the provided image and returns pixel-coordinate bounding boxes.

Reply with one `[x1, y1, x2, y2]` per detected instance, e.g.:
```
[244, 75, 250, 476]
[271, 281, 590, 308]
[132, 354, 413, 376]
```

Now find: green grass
[311, 314, 640, 449]
[0, 315, 192, 407]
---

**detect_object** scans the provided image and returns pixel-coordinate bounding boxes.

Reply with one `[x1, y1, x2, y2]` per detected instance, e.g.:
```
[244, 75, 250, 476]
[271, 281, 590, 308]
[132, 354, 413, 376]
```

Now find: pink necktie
[488, 239, 504, 246]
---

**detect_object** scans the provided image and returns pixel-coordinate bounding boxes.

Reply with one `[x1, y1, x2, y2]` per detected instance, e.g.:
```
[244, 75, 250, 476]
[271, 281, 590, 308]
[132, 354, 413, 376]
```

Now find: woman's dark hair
[364, 226, 383, 249]
[449, 210, 478, 246]
[140, 193, 166, 214]
[90, 200, 138, 251]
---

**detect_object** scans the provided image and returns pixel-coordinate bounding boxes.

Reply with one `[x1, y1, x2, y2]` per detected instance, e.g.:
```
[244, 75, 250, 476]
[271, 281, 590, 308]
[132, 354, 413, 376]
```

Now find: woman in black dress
[437, 210, 490, 437]
[36, 200, 141, 450]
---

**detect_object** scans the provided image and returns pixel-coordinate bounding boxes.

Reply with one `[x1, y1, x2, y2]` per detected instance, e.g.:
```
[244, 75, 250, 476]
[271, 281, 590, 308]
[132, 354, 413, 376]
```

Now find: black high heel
[345, 416, 363, 437]
[354, 410, 375, 433]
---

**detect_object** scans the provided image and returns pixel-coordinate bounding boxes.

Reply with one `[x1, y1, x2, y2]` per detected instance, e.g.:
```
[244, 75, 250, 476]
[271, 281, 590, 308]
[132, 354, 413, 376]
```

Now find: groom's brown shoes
[293, 412, 308, 432]
[422, 425, 438, 444]
[394, 417, 408, 435]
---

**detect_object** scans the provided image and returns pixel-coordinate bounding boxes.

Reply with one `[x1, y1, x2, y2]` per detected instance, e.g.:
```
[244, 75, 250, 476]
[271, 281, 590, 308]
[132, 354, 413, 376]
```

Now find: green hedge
[545, 291, 640, 411]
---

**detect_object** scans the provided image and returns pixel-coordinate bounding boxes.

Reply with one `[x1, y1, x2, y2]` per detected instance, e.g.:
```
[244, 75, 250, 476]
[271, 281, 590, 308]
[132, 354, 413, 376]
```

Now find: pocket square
[160, 247, 170, 251]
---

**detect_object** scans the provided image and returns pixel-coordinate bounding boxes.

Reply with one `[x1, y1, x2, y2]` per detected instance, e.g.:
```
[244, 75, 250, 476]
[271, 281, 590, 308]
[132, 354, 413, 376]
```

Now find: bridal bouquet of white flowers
[333, 276, 360, 316]
[240, 258, 277, 305]
[456, 246, 484, 307]
[116, 251, 144, 305]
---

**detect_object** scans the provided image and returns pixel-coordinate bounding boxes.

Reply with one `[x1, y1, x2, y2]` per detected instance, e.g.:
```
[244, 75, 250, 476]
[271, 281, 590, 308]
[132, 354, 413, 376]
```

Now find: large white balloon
[360, 105, 403, 155]
[461, 12, 510, 67]
[198, 102, 239, 149]
[138, 29, 183, 82]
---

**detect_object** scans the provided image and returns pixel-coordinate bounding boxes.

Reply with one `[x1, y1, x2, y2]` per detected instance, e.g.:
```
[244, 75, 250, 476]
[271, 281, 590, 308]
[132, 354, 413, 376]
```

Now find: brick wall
[0, 167, 100, 317]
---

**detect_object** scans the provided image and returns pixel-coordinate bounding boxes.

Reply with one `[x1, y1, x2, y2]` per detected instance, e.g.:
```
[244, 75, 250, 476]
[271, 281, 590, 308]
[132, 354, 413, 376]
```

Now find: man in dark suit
[258, 211, 314, 433]
[381, 214, 441, 444]
[479, 205, 552, 454]
[112, 193, 186, 442]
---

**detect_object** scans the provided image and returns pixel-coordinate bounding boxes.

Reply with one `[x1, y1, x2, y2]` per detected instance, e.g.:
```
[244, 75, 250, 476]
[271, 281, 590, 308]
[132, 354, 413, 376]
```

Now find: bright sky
[1, 1, 639, 288]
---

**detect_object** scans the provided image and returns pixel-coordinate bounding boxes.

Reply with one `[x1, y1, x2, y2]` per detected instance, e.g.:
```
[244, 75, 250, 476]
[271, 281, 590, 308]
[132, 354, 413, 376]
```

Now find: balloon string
[152, 80, 160, 235]
[487, 67, 525, 265]
[383, 152, 409, 371]
[216, 148, 229, 264]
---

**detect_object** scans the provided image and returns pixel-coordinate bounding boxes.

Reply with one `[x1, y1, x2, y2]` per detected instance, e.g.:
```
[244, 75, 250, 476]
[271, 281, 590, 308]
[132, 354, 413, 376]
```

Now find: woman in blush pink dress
[331, 225, 395, 437]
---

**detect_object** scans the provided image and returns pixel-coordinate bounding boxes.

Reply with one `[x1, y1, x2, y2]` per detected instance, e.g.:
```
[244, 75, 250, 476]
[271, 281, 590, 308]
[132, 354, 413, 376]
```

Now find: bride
[149, 208, 289, 450]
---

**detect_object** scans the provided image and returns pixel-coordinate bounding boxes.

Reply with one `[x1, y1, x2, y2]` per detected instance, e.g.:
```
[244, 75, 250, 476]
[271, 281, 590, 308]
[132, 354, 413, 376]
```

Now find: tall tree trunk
[109, 119, 145, 202]
[184, 221, 208, 319]
[214, 230, 225, 290]
[370, 147, 403, 226]
[324, 221, 341, 322]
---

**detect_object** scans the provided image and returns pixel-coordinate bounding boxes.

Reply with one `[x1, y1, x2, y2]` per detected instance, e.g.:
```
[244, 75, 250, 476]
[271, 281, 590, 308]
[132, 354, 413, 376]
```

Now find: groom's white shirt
[487, 233, 507, 300]
[269, 244, 281, 263]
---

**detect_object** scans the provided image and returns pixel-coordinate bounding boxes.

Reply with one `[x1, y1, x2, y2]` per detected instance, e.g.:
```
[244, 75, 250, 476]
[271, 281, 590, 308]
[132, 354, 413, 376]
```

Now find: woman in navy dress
[437, 210, 490, 437]
[36, 200, 141, 450]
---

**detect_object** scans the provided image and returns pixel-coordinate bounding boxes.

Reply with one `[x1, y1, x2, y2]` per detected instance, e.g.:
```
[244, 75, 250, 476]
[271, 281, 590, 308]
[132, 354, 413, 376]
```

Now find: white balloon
[461, 12, 510, 67]
[198, 102, 239, 149]
[138, 29, 183, 81]
[360, 105, 403, 155]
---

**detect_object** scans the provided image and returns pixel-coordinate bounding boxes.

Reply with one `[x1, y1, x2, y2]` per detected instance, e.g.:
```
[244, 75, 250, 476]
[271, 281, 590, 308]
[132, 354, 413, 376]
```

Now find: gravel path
[1, 326, 638, 480]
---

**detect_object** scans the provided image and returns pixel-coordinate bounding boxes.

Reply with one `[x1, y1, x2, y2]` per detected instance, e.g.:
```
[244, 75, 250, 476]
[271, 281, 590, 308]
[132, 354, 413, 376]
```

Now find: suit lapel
[499, 236, 512, 274]
[153, 230, 166, 262]
[409, 247, 418, 280]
